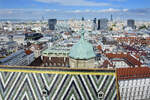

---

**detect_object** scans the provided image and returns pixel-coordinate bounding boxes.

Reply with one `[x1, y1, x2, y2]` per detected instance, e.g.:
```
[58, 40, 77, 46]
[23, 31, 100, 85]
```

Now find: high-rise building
[93, 18, 97, 30]
[97, 18, 108, 30]
[48, 19, 57, 30]
[127, 19, 135, 29]
[82, 17, 85, 21]
[110, 14, 113, 21]
[42, 16, 44, 21]
[93, 18, 96, 24]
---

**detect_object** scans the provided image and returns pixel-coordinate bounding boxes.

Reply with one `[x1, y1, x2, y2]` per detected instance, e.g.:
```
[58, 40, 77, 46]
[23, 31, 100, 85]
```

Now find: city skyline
[0, 1, 150, 99]
[0, 0, 150, 20]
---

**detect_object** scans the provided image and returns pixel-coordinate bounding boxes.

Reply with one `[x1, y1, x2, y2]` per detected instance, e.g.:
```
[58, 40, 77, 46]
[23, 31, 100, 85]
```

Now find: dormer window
[98, 91, 104, 99]
[42, 86, 49, 97]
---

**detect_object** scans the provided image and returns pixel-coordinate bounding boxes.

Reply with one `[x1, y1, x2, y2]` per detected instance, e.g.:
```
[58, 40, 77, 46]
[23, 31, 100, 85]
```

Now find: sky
[0, 0, 150, 20]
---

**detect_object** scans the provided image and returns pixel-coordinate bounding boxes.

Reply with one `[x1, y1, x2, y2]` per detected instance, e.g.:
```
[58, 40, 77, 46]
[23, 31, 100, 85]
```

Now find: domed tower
[69, 25, 96, 68]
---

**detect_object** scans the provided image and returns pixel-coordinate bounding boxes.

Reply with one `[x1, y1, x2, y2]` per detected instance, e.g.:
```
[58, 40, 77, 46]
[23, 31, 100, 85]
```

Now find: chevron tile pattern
[0, 67, 118, 100]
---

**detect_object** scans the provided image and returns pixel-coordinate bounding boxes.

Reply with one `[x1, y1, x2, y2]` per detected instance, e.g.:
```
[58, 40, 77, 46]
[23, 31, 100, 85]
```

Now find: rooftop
[117, 67, 150, 80]
[69, 25, 96, 59]
[105, 53, 142, 67]
[43, 49, 69, 55]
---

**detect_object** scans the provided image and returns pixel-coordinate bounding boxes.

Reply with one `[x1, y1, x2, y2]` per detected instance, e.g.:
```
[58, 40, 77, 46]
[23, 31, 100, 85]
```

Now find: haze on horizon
[0, 0, 150, 20]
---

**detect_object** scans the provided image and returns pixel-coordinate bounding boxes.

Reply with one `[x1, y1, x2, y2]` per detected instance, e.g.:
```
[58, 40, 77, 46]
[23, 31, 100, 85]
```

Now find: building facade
[117, 67, 150, 100]
[48, 19, 57, 30]
[42, 47, 70, 67]
[97, 18, 108, 30]
[93, 18, 97, 30]
[127, 19, 135, 29]
[0, 49, 35, 66]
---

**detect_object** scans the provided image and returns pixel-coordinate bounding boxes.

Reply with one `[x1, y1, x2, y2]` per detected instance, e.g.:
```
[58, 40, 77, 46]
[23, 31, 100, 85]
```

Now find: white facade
[102, 44, 117, 52]
[0, 35, 10, 41]
[3, 27, 13, 31]
[31, 27, 42, 32]
[119, 78, 150, 100]
[67, 20, 93, 31]
[30, 45, 47, 58]
[113, 61, 129, 68]
[13, 34, 25, 45]
[0, 50, 35, 66]
[0, 41, 18, 54]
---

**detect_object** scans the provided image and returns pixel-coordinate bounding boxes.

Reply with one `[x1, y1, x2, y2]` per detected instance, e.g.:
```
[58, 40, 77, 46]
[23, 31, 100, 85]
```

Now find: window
[135, 87, 137, 91]
[130, 87, 133, 92]
[42, 86, 49, 97]
[126, 88, 128, 91]
[98, 91, 104, 99]
[143, 86, 145, 91]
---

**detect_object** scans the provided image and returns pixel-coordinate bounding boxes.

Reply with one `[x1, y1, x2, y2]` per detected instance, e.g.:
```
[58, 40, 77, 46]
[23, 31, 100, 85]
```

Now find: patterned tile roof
[0, 65, 119, 99]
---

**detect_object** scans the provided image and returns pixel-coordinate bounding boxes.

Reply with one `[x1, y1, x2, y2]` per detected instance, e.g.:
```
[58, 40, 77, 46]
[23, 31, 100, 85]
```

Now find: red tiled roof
[105, 53, 126, 58]
[105, 53, 142, 67]
[117, 67, 150, 80]
[100, 60, 113, 68]
[97, 45, 102, 51]
[25, 50, 33, 55]
[125, 54, 142, 66]
[116, 37, 150, 45]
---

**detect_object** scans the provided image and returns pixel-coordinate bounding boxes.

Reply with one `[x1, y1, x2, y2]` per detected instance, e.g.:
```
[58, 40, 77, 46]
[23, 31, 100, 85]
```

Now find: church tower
[69, 25, 96, 68]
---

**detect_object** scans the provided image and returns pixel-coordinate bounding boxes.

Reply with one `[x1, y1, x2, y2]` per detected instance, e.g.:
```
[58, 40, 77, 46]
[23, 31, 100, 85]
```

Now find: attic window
[42, 86, 49, 97]
[98, 91, 104, 99]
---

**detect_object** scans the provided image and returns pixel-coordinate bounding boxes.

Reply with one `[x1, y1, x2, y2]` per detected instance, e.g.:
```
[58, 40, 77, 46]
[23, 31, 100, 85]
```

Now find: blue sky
[0, 0, 150, 20]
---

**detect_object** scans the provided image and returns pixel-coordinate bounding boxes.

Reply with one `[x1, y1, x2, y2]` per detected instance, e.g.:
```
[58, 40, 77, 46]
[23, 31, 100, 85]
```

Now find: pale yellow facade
[69, 57, 95, 68]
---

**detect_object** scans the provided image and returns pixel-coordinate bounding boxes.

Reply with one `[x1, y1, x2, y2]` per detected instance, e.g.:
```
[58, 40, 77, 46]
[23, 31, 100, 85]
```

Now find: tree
[139, 25, 147, 30]
[109, 27, 113, 31]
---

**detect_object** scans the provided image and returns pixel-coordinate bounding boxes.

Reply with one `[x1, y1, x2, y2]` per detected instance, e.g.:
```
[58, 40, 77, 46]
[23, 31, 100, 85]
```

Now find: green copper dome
[69, 26, 96, 59]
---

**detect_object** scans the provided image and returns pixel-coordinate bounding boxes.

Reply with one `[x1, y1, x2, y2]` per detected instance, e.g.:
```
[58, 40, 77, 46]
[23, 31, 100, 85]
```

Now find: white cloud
[98, 8, 120, 12]
[44, 9, 58, 12]
[0, 8, 129, 15]
[67, 8, 129, 13]
[0, 9, 59, 19]
[99, 8, 128, 13]
[123, 9, 128, 12]
[1, 8, 150, 21]
[34, 0, 110, 6]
